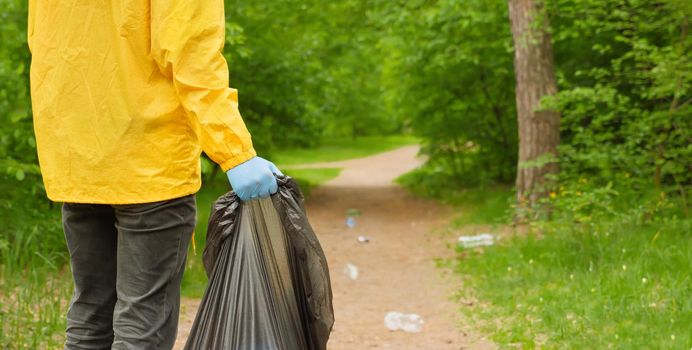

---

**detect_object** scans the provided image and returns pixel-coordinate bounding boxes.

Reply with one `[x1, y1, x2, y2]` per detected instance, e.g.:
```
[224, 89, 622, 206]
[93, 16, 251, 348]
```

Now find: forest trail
[174, 145, 495, 350]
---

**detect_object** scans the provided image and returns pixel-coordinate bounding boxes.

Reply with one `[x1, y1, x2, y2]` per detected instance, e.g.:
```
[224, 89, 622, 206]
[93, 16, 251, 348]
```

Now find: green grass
[446, 187, 513, 227]
[0, 178, 71, 349]
[446, 189, 692, 349]
[0, 270, 72, 349]
[272, 135, 418, 166]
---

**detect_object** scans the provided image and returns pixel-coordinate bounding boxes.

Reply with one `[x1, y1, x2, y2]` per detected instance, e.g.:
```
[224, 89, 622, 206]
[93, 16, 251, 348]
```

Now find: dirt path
[174, 145, 494, 349]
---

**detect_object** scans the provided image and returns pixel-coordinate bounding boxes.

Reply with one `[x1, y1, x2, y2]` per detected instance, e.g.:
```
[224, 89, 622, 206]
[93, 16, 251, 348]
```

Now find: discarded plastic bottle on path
[344, 263, 359, 280]
[457, 233, 495, 248]
[345, 216, 356, 229]
[384, 312, 423, 333]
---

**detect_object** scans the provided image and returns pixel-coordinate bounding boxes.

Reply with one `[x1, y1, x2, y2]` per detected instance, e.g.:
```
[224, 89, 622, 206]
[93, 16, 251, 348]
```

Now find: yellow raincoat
[28, 0, 256, 204]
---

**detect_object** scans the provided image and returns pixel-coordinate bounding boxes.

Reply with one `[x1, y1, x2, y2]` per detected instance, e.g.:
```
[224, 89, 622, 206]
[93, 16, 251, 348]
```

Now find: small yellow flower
[642, 277, 647, 284]
[622, 265, 627, 271]
[549, 192, 557, 199]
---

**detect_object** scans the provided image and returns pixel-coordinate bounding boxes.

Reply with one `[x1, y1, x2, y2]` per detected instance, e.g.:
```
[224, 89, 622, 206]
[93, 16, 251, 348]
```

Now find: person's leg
[62, 203, 118, 350]
[111, 194, 196, 350]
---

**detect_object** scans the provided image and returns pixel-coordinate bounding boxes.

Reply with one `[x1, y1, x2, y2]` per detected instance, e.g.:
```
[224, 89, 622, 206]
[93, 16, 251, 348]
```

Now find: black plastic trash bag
[184, 176, 334, 350]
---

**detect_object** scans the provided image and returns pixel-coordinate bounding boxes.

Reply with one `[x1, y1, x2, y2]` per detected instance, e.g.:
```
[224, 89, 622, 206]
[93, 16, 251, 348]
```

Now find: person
[27, 0, 281, 348]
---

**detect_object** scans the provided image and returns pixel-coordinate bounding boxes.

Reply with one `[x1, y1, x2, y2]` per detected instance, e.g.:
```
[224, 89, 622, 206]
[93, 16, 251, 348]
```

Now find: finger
[249, 182, 261, 200]
[237, 189, 249, 201]
[268, 177, 279, 194]
[258, 181, 272, 198]
[251, 174, 266, 198]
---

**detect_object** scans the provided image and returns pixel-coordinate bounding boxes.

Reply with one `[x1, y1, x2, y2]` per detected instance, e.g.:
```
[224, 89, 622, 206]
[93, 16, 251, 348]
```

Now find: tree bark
[508, 0, 560, 205]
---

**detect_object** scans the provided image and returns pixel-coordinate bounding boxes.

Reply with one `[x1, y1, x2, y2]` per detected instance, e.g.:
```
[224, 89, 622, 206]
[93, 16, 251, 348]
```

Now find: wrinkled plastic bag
[184, 176, 334, 350]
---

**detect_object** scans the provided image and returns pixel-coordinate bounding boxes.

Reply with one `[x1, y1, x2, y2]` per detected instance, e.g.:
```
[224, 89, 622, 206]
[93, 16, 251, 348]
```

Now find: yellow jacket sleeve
[150, 0, 256, 171]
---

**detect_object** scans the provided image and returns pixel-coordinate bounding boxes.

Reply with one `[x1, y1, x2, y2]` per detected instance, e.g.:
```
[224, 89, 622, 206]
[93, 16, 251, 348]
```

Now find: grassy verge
[0, 178, 70, 349]
[439, 188, 692, 349]
[272, 135, 418, 166]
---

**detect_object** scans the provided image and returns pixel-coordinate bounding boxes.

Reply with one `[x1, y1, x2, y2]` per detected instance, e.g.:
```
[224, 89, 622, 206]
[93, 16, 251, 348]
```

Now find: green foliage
[393, 0, 691, 206]
[544, 0, 692, 204]
[0, 0, 39, 190]
[223, 0, 404, 151]
[376, 0, 518, 187]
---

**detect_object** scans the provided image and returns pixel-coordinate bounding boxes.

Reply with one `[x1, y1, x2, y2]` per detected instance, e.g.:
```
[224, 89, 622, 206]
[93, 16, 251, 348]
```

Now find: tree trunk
[508, 0, 560, 206]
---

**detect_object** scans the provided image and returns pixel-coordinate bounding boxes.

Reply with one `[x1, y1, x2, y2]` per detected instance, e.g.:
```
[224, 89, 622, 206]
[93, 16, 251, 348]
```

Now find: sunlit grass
[0, 270, 71, 349]
[447, 189, 692, 349]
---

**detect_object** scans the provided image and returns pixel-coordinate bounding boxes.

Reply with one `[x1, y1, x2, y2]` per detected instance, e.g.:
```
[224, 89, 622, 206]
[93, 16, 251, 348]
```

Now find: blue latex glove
[226, 156, 283, 201]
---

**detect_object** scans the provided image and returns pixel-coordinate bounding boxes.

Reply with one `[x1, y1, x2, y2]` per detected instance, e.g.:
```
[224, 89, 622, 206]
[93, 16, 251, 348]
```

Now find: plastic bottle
[384, 312, 423, 333]
[344, 263, 359, 280]
[457, 233, 494, 248]
[345, 216, 356, 229]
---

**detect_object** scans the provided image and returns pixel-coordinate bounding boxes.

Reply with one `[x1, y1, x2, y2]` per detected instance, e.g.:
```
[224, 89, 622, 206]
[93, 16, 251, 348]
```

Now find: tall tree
[508, 0, 560, 205]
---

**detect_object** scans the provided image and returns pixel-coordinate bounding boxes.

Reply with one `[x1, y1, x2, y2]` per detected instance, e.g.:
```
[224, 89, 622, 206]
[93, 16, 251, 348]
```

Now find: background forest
[1, 0, 690, 348]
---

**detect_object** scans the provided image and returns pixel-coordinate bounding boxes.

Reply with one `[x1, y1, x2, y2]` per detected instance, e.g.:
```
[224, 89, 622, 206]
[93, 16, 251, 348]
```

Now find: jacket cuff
[219, 148, 257, 172]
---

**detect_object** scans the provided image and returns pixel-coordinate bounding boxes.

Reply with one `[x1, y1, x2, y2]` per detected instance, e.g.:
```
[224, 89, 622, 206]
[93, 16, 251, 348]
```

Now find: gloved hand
[226, 156, 283, 201]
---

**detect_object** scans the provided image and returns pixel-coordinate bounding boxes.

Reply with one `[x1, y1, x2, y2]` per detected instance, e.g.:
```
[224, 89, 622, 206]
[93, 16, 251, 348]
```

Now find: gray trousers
[62, 195, 196, 350]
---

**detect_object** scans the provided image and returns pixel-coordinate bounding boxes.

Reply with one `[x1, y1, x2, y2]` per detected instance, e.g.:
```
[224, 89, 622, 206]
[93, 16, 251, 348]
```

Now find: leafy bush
[0, 0, 38, 186]
[378, 0, 518, 187]
[546, 0, 692, 205]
